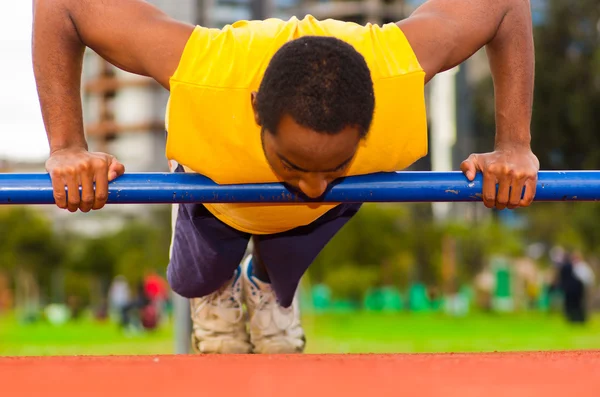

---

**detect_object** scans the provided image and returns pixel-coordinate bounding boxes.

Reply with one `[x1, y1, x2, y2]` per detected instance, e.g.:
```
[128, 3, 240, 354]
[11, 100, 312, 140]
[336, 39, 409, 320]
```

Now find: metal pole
[172, 292, 192, 354]
[2, 171, 600, 204]
[169, 202, 192, 354]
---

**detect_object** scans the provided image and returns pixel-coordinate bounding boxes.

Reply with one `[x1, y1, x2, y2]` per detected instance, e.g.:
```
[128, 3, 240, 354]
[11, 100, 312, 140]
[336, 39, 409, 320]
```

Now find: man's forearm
[486, 0, 534, 149]
[32, 0, 88, 153]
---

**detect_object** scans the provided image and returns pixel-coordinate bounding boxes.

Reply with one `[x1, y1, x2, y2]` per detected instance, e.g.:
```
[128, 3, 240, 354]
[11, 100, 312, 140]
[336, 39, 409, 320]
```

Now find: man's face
[253, 95, 361, 199]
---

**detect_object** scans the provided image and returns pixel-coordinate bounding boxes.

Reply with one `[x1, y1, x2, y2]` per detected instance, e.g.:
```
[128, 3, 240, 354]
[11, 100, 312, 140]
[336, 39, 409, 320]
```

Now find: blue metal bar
[0, 171, 598, 205]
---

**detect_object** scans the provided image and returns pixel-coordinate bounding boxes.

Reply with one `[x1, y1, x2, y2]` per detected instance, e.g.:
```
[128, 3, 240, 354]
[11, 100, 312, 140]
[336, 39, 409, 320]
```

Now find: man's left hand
[460, 145, 540, 210]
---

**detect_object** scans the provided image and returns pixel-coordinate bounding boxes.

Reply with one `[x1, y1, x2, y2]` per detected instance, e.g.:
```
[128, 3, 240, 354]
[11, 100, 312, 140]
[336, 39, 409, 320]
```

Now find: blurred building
[292, 0, 410, 24]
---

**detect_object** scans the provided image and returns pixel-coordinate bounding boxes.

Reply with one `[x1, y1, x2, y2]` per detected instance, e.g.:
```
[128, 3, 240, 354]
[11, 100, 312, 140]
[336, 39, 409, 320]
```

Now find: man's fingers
[507, 177, 526, 209]
[80, 172, 95, 213]
[45, 150, 123, 212]
[482, 171, 497, 209]
[65, 173, 81, 213]
[93, 166, 109, 210]
[95, 156, 123, 209]
[50, 172, 68, 209]
[495, 175, 512, 210]
[460, 155, 477, 181]
[519, 178, 537, 207]
[108, 157, 125, 181]
[464, 148, 539, 210]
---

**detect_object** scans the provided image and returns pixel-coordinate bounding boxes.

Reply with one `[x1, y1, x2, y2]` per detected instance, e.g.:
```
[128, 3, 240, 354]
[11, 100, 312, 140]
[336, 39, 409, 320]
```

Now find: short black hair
[255, 36, 375, 138]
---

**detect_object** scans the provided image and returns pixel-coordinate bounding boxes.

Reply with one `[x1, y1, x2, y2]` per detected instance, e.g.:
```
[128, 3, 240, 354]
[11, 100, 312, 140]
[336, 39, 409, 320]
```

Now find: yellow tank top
[166, 15, 427, 234]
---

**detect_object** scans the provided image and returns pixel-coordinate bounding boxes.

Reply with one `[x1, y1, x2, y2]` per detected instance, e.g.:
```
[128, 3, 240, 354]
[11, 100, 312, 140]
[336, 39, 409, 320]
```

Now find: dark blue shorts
[167, 166, 361, 307]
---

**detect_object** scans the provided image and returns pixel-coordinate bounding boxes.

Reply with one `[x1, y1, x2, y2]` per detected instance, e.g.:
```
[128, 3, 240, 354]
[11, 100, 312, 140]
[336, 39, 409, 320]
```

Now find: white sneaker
[241, 255, 306, 354]
[190, 267, 252, 354]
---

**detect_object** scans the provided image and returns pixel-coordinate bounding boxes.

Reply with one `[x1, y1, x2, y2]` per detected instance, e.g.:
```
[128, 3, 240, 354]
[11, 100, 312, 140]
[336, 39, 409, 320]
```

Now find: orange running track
[1, 351, 599, 397]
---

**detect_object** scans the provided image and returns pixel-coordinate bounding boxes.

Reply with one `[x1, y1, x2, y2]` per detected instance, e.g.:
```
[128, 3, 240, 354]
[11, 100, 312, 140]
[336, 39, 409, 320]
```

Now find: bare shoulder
[394, 12, 456, 83]
[394, 0, 510, 83]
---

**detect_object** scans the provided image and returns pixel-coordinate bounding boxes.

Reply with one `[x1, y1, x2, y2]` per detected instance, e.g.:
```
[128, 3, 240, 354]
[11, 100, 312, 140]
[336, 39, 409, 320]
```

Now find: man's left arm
[398, 0, 539, 210]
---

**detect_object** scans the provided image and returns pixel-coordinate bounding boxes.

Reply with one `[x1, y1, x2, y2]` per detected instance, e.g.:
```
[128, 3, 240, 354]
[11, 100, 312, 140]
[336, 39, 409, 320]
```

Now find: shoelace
[194, 283, 244, 324]
[253, 284, 295, 330]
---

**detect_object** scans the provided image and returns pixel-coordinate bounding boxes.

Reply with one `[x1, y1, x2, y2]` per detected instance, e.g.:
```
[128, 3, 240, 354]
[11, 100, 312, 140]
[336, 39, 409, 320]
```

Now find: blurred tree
[0, 207, 67, 313]
[0, 206, 173, 309]
[474, 0, 600, 169]
[68, 214, 171, 304]
[310, 203, 414, 299]
[532, 0, 600, 169]
[309, 203, 526, 302]
[111, 219, 171, 282]
[0, 207, 66, 281]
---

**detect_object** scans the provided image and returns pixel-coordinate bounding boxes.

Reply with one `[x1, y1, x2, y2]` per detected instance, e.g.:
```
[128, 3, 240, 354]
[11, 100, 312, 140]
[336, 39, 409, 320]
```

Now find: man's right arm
[32, 0, 194, 212]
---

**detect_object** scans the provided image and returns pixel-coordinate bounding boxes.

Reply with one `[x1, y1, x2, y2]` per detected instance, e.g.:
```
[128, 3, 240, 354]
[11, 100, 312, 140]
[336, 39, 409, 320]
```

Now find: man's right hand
[45, 148, 125, 213]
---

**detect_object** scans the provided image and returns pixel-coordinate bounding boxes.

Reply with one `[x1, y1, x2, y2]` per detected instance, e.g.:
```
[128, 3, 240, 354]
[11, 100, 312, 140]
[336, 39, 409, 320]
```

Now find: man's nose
[298, 175, 328, 198]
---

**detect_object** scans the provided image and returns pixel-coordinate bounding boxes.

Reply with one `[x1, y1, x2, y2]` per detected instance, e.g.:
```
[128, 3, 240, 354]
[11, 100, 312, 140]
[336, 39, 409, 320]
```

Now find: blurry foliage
[309, 203, 427, 301]
[322, 263, 380, 303]
[310, 204, 527, 301]
[525, 202, 600, 257]
[63, 271, 94, 308]
[532, 0, 600, 170]
[1, 200, 590, 305]
[0, 207, 65, 273]
[0, 206, 171, 305]
[310, 204, 413, 290]
[0, 207, 67, 300]
[67, 221, 170, 283]
[475, 0, 600, 169]
[0, 203, 596, 305]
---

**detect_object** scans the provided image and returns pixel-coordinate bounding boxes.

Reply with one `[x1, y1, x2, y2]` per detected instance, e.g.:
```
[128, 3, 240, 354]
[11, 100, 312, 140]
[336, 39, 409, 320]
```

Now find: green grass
[0, 314, 173, 356]
[303, 312, 600, 353]
[1, 311, 599, 356]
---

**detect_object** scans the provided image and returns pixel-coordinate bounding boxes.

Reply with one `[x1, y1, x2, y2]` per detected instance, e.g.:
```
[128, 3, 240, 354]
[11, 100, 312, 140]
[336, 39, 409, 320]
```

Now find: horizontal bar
[0, 171, 598, 205]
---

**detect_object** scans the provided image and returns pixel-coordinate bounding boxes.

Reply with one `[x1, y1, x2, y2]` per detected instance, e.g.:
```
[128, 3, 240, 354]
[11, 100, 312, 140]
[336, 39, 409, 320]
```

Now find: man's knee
[167, 264, 228, 298]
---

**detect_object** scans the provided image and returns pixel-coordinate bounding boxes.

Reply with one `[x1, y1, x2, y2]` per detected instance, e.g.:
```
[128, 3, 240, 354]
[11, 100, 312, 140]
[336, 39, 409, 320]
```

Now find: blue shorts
[167, 165, 361, 307]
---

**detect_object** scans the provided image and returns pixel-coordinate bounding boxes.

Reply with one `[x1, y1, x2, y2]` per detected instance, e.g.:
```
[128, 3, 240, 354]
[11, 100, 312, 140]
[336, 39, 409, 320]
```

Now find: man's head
[252, 36, 375, 198]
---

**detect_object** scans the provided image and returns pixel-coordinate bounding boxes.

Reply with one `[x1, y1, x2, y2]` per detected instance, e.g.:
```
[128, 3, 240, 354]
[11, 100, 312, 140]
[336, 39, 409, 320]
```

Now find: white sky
[0, 2, 49, 161]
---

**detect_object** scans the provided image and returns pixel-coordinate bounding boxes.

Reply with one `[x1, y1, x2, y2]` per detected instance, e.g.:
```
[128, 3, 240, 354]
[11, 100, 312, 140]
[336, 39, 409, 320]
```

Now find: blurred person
[524, 279, 540, 310]
[571, 251, 595, 317]
[108, 275, 131, 323]
[514, 256, 539, 310]
[142, 271, 169, 327]
[94, 297, 109, 322]
[571, 251, 595, 289]
[552, 251, 587, 323]
[550, 246, 567, 268]
[143, 271, 169, 303]
[121, 280, 152, 332]
[474, 267, 495, 312]
[33, 0, 539, 353]
[548, 245, 568, 312]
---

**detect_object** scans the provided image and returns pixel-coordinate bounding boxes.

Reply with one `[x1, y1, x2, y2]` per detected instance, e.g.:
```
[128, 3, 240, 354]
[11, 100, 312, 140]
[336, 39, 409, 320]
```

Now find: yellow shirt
[166, 15, 427, 234]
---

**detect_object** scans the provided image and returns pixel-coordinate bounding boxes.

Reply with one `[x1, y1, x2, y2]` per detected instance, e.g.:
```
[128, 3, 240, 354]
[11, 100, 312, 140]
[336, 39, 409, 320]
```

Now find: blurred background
[1, 0, 600, 356]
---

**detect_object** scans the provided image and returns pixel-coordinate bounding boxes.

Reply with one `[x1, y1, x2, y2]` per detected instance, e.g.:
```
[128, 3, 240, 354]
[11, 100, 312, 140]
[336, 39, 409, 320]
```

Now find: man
[563, 251, 595, 323]
[32, 0, 540, 353]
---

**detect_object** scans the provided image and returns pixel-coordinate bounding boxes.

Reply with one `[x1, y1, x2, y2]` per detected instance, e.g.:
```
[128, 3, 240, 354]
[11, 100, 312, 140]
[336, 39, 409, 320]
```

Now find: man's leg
[168, 165, 253, 353]
[242, 203, 362, 353]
